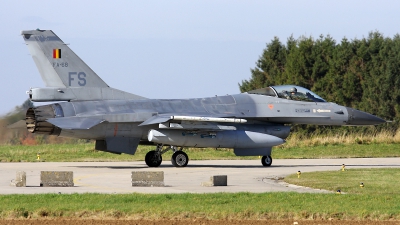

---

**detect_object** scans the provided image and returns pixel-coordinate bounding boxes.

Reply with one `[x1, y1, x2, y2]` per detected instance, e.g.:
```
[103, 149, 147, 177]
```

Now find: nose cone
[346, 107, 386, 125]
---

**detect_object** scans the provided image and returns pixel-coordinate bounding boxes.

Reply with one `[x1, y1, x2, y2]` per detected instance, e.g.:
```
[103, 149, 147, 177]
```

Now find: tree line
[240, 31, 400, 126]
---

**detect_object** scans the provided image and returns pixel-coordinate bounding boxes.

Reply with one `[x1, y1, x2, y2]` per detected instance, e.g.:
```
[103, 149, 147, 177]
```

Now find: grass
[285, 168, 400, 194]
[1, 168, 400, 220]
[1, 142, 400, 162]
[275, 143, 400, 159]
[283, 128, 400, 147]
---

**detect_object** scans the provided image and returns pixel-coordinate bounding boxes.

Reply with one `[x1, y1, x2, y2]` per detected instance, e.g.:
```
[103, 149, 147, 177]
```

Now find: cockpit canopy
[247, 85, 326, 102]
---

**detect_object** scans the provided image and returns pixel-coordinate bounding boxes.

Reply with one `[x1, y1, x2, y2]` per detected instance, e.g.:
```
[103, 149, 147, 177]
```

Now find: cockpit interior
[247, 85, 326, 102]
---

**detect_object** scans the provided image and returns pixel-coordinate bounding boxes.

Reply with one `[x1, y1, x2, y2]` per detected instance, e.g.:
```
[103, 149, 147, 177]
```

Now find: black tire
[261, 155, 272, 167]
[145, 150, 162, 167]
[171, 151, 189, 167]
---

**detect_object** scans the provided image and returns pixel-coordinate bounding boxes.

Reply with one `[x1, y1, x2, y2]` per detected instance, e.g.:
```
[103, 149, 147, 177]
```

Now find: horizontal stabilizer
[47, 117, 105, 130]
[6, 120, 26, 129]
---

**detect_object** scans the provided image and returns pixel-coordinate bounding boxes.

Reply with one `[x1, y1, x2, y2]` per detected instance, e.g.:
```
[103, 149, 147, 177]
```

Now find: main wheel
[171, 151, 189, 167]
[261, 155, 272, 167]
[145, 150, 162, 167]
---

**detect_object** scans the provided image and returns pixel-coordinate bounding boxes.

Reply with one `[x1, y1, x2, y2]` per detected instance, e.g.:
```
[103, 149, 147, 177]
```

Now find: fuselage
[27, 91, 382, 142]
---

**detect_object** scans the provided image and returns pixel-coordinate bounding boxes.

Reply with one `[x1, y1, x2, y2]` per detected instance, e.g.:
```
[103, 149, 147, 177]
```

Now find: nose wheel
[261, 155, 272, 166]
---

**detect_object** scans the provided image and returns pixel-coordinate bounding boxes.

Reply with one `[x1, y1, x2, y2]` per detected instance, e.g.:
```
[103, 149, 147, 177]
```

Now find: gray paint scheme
[22, 30, 108, 88]
[21, 29, 386, 167]
[29, 87, 147, 102]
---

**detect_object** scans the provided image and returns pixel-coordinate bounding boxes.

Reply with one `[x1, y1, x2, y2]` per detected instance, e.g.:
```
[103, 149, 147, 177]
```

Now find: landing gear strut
[261, 155, 272, 167]
[144, 145, 189, 168]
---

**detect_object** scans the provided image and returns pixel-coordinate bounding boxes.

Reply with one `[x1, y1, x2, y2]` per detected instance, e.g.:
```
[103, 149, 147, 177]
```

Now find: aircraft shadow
[67, 164, 400, 170]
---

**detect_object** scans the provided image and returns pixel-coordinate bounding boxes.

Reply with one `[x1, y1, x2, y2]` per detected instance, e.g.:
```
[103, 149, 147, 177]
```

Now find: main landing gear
[261, 155, 272, 167]
[145, 144, 189, 168]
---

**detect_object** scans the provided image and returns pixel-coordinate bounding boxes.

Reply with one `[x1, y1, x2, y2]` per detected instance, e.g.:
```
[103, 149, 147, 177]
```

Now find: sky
[1, 0, 399, 116]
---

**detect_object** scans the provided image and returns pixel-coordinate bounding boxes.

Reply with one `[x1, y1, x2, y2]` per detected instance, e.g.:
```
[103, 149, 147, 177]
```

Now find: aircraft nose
[346, 107, 386, 125]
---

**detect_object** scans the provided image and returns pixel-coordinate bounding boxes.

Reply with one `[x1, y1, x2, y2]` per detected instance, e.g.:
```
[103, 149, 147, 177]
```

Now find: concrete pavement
[1, 158, 399, 194]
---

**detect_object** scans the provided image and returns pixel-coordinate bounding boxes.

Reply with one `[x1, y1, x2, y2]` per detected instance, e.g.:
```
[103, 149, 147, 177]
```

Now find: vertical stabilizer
[21, 29, 109, 88]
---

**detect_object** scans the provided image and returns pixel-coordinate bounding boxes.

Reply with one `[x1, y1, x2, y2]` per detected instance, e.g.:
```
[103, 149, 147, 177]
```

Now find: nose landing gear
[261, 155, 272, 166]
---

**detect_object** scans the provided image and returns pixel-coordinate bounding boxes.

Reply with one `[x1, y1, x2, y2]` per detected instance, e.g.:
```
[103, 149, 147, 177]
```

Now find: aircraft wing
[138, 114, 172, 126]
[46, 117, 105, 130]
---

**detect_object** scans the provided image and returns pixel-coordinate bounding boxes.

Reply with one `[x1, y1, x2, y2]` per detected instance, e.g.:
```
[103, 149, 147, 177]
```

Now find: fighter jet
[20, 29, 385, 167]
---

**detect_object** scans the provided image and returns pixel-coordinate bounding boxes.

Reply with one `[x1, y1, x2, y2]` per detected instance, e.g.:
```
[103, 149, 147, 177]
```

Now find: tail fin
[22, 29, 146, 101]
[21, 29, 108, 88]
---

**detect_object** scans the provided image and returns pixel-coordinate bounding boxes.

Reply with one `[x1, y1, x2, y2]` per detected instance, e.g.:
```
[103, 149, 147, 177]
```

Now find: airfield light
[336, 189, 341, 194]
[297, 170, 301, 178]
[37, 152, 40, 161]
[360, 182, 364, 188]
[341, 164, 346, 171]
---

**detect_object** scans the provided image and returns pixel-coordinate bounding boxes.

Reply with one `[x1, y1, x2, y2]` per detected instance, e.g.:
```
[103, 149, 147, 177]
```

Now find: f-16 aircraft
[21, 29, 385, 167]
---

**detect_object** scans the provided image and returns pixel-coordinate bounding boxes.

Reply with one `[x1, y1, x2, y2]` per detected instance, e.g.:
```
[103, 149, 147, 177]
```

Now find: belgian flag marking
[53, 49, 61, 58]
